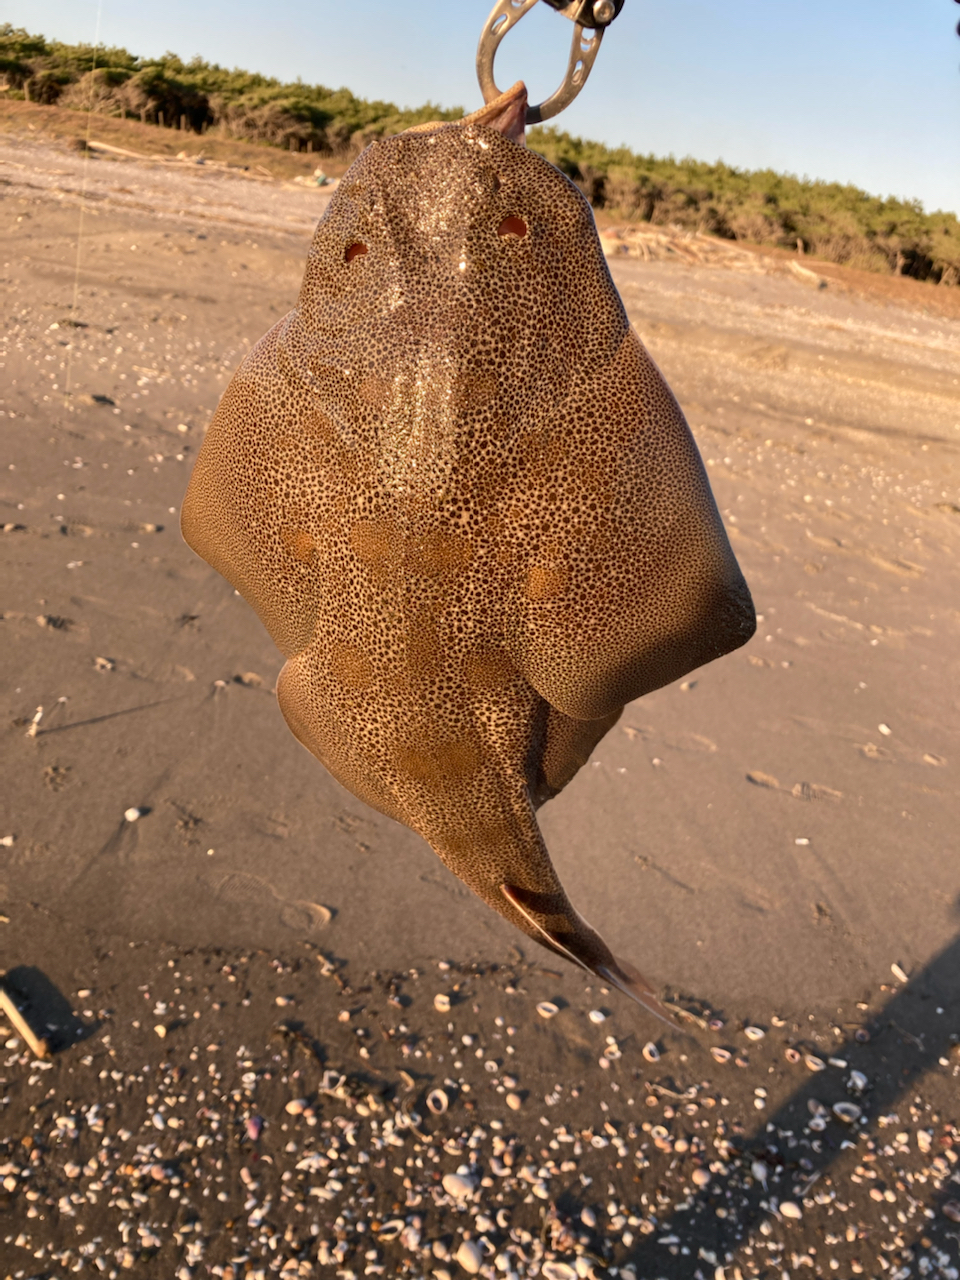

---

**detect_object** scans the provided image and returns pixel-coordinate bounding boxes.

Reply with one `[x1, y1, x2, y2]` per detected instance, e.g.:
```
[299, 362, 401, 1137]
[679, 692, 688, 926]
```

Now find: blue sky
[10, 0, 960, 215]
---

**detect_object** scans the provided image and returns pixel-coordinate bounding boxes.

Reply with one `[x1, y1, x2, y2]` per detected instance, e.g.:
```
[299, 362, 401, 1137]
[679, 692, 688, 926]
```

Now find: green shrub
[528, 125, 960, 283]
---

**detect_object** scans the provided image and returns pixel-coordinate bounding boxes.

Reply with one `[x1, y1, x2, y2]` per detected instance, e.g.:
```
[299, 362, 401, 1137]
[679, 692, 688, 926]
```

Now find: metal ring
[477, 0, 606, 125]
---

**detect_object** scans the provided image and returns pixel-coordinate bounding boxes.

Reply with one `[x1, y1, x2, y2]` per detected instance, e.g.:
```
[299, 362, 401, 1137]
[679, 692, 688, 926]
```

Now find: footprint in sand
[746, 654, 776, 668]
[858, 742, 894, 762]
[622, 726, 717, 753]
[664, 731, 717, 753]
[746, 771, 781, 790]
[256, 812, 291, 840]
[746, 772, 842, 801]
[790, 780, 843, 802]
[211, 871, 333, 933]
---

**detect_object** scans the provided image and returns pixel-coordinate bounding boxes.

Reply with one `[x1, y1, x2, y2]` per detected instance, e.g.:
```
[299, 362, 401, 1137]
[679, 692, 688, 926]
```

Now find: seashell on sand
[784, 1047, 801, 1063]
[433, 993, 451, 1013]
[536, 1001, 559, 1019]
[442, 1171, 477, 1200]
[603, 1038, 622, 1061]
[710, 1046, 731, 1063]
[426, 1088, 449, 1115]
[376, 1219, 404, 1240]
[641, 1041, 660, 1062]
[743, 1026, 765, 1040]
[832, 1101, 862, 1123]
[779, 1200, 803, 1220]
[456, 1240, 483, 1274]
[542, 1263, 578, 1280]
[588, 1009, 606, 1023]
[803, 1052, 826, 1071]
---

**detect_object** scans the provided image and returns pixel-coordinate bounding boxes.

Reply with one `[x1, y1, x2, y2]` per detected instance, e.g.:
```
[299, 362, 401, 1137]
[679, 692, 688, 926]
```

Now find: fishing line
[29, 0, 105, 732]
[43, 2, 213, 771]
[63, 0, 104, 403]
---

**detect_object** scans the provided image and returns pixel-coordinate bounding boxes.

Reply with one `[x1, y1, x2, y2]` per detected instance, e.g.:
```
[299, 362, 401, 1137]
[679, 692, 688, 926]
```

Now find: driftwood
[599, 224, 828, 287]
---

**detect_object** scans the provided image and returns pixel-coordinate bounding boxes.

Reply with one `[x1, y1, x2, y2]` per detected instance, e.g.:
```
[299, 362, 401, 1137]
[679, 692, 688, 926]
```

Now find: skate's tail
[500, 882, 674, 1027]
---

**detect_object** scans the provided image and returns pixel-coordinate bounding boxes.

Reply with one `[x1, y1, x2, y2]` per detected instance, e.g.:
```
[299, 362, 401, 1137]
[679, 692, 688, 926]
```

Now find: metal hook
[477, 0, 622, 126]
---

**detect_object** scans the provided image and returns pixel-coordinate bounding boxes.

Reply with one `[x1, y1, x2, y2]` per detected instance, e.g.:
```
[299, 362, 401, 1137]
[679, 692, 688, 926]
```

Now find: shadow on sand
[620, 933, 960, 1277]
[1, 965, 99, 1055]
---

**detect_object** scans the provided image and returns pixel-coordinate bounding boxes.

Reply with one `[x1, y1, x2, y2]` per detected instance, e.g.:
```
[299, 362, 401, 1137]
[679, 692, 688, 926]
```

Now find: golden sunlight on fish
[181, 82, 755, 1022]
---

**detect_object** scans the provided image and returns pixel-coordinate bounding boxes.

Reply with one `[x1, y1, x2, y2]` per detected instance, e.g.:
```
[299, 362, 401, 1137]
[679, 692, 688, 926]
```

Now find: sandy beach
[2, 120, 959, 1280]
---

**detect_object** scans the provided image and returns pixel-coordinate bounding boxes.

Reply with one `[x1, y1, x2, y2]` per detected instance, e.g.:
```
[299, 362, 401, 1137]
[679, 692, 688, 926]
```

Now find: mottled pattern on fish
[182, 85, 755, 1018]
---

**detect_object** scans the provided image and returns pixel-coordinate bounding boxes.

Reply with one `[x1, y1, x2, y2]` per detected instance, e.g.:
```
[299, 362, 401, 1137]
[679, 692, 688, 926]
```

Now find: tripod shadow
[625, 932, 960, 1277]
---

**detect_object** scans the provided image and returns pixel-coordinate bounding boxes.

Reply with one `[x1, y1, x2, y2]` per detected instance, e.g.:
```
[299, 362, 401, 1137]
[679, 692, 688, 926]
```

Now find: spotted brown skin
[182, 84, 755, 1020]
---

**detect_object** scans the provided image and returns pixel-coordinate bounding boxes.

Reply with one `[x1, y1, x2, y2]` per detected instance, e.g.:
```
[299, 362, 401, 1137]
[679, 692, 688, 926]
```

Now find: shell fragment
[832, 1101, 862, 1123]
